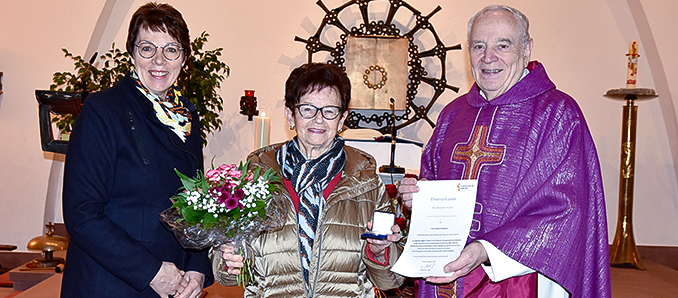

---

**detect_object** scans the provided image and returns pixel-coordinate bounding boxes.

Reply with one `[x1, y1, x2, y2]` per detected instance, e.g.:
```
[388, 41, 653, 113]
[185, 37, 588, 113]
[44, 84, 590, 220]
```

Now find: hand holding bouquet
[160, 161, 284, 287]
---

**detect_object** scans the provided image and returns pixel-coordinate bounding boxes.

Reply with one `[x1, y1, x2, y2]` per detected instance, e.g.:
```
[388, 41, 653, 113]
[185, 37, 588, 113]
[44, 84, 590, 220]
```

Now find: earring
[337, 127, 343, 133]
[289, 125, 295, 130]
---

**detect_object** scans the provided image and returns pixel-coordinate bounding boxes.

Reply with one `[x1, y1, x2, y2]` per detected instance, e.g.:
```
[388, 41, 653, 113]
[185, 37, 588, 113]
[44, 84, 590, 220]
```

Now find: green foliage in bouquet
[162, 161, 283, 288]
[170, 160, 281, 287]
[171, 161, 281, 232]
[50, 31, 229, 146]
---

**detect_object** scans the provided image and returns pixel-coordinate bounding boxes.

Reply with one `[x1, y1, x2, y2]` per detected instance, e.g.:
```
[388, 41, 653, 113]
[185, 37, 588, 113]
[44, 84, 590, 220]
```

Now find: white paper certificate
[391, 180, 478, 277]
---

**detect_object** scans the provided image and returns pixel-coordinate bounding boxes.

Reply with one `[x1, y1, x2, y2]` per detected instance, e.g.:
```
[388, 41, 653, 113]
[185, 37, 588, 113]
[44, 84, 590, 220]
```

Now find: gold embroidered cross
[452, 125, 505, 179]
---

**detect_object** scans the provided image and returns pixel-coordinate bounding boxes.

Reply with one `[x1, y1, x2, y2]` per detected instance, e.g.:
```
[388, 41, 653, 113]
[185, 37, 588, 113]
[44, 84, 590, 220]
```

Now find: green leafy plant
[50, 31, 229, 146]
[177, 32, 229, 145]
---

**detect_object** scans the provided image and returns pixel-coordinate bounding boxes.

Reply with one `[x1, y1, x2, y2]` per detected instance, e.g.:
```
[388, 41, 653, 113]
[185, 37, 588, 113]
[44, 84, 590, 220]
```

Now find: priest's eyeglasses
[135, 41, 183, 61]
[296, 104, 342, 120]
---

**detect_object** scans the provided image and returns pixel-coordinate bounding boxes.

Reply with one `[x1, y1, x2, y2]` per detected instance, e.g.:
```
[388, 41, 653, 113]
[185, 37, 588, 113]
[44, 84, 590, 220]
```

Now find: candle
[626, 41, 639, 89]
[254, 112, 270, 149]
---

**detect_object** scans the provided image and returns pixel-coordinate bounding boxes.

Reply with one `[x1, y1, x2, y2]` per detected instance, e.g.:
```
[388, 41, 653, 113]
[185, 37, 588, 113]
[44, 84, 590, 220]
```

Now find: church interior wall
[1, 0, 676, 252]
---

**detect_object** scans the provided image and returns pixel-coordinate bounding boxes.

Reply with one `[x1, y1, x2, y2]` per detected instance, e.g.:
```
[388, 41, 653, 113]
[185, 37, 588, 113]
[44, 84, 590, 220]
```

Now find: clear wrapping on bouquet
[159, 194, 286, 250]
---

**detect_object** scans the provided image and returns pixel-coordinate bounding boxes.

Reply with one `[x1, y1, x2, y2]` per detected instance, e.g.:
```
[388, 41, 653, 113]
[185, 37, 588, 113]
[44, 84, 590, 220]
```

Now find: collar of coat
[248, 143, 383, 210]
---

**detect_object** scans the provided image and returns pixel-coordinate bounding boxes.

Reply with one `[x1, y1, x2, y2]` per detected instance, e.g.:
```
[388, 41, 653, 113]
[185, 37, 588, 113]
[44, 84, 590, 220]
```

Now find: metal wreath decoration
[295, 0, 460, 134]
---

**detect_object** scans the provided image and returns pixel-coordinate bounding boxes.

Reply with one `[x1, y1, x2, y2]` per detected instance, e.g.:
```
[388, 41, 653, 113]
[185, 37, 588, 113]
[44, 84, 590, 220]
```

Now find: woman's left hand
[366, 222, 402, 264]
[173, 271, 205, 298]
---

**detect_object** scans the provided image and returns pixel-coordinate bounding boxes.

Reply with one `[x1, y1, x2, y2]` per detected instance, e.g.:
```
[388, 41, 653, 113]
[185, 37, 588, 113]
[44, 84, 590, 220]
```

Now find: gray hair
[467, 5, 531, 52]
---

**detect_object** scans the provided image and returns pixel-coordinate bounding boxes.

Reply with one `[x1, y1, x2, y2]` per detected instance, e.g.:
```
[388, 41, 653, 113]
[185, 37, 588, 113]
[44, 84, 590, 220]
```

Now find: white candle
[626, 41, 639, 89]
[254, 113, 270, 149]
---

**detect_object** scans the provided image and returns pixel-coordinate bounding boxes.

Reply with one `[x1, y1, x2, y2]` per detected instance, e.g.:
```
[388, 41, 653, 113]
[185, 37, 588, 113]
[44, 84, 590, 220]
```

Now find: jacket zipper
[309, 199, 328, 297]
[167, 132, 199, 170]
[309, 179, 378, 296]
[296, 174, 376, 296]
[311, 221, 324, 297]
[127, 112, 149, 165]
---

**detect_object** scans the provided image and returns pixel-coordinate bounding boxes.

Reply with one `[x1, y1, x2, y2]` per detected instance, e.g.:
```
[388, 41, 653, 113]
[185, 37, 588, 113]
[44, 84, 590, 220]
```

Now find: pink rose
[215, 186, 232, 205]
[234, 188, 245, 201]
[224, 196, 240, 210]
[385, 184, 398, 199]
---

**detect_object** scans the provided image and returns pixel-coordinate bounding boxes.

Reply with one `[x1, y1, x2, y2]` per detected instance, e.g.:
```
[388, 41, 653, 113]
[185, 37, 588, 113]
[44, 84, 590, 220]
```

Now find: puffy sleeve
[362, 178, 405, 290]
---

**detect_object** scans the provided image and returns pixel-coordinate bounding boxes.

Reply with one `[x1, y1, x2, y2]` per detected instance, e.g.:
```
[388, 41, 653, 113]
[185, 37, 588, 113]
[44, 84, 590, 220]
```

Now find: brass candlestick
[604, 88, 657, 270]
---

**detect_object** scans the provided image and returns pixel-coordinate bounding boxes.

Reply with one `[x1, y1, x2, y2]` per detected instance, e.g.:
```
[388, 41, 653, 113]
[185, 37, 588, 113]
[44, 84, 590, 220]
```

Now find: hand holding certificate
[391, 180, 477, 278]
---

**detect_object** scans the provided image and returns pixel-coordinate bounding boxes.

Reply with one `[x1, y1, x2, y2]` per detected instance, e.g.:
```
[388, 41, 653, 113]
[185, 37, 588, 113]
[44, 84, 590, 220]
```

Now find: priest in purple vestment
[398, 5, 611, 298]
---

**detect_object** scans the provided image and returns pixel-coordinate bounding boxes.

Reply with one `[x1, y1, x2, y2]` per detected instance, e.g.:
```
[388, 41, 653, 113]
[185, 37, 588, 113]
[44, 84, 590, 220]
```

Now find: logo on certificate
[457, 183, 475, 192]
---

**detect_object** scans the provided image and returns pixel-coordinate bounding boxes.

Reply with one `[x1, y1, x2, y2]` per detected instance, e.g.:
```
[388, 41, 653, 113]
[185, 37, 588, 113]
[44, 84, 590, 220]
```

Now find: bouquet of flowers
[160, 161, 284, 287]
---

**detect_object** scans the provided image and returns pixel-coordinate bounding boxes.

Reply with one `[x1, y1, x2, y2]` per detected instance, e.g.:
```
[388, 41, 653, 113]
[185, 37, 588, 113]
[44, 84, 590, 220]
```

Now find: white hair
[467, 5, 531, 52]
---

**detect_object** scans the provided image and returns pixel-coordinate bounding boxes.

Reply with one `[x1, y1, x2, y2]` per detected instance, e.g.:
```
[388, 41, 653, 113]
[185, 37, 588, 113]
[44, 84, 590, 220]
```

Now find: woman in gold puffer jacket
[211, 144, 404, 297]
[210, 63, 404, 297]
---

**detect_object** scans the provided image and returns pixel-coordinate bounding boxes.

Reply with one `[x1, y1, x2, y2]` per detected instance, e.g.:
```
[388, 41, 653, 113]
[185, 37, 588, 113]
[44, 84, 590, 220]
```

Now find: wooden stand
[7, 251, 64, 292]
[604, 88, 657, 270]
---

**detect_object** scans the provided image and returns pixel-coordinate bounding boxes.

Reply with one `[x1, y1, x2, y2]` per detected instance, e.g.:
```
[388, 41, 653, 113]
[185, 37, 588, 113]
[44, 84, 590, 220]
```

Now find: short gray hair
[467, 5, 530, 52]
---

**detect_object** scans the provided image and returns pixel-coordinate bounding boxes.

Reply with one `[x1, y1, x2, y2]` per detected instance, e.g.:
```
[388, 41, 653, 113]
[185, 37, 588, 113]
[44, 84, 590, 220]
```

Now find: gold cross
[452, 125, 505, 179]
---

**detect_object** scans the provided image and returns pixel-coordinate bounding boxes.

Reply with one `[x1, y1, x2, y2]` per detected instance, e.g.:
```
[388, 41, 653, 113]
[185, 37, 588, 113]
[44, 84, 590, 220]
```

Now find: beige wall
[1, 0, 677, 251]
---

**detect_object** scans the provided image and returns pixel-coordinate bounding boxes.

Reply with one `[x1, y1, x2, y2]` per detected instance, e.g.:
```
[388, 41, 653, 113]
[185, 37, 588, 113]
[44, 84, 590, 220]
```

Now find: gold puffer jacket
[210, 143, 404, 297]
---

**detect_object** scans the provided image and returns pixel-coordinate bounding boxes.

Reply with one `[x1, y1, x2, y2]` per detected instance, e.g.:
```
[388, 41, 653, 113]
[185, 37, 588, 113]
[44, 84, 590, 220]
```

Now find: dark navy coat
[61, 74, 213, 297]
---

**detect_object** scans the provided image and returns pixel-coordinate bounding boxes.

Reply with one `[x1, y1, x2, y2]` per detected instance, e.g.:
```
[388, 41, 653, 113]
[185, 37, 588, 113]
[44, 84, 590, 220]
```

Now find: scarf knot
[130, 66, 192, 141]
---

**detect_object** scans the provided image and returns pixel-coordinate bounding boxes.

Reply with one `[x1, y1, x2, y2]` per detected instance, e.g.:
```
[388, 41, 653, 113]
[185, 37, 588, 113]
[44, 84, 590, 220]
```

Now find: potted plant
[50, 31, 229, 146]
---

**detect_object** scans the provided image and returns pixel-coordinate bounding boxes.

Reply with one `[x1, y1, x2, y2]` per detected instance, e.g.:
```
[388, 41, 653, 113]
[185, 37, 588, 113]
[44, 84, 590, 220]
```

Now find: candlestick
[626, 41, 639, 89]
[254, 113, 270, 149]
[605, 88, 657, 270]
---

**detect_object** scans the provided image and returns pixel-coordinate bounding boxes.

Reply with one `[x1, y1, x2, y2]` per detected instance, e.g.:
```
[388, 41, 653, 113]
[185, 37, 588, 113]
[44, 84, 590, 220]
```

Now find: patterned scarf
[275, 136, 346, 294]
[130, 66, 192, 141]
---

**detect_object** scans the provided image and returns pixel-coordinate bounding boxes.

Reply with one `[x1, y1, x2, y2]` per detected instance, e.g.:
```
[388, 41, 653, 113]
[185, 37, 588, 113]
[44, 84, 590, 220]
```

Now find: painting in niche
[345, 36, 408, 111]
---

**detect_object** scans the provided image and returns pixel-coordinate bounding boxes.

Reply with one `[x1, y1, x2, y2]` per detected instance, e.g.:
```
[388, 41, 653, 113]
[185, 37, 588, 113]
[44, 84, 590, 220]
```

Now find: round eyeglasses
[296, 104, 342, 120]
[135, 41, 183, 61]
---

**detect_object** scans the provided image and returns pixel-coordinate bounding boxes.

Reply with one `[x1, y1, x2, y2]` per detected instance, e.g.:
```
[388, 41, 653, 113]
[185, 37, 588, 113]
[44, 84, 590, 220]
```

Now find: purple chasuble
[417, 62, 611, 298]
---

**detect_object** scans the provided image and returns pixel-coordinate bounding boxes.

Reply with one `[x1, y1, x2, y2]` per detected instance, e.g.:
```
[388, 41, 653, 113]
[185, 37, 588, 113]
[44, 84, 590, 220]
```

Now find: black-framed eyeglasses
[296, 104, 342, 120]
[135, 41, 183, 61]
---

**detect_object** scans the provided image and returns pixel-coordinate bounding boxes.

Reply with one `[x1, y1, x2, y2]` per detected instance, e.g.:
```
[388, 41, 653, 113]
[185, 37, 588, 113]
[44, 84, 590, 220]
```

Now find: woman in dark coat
[61, 3, 213, 298]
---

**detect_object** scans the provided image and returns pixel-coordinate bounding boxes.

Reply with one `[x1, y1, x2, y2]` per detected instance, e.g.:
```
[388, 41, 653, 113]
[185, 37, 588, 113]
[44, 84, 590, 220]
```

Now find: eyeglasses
[296, 104, 342, 120]
[135, 41, 183, 61]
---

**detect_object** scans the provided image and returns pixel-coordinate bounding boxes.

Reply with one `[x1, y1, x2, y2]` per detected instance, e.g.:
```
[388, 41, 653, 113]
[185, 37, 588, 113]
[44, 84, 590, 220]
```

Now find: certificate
[391, 180, 478, 277]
